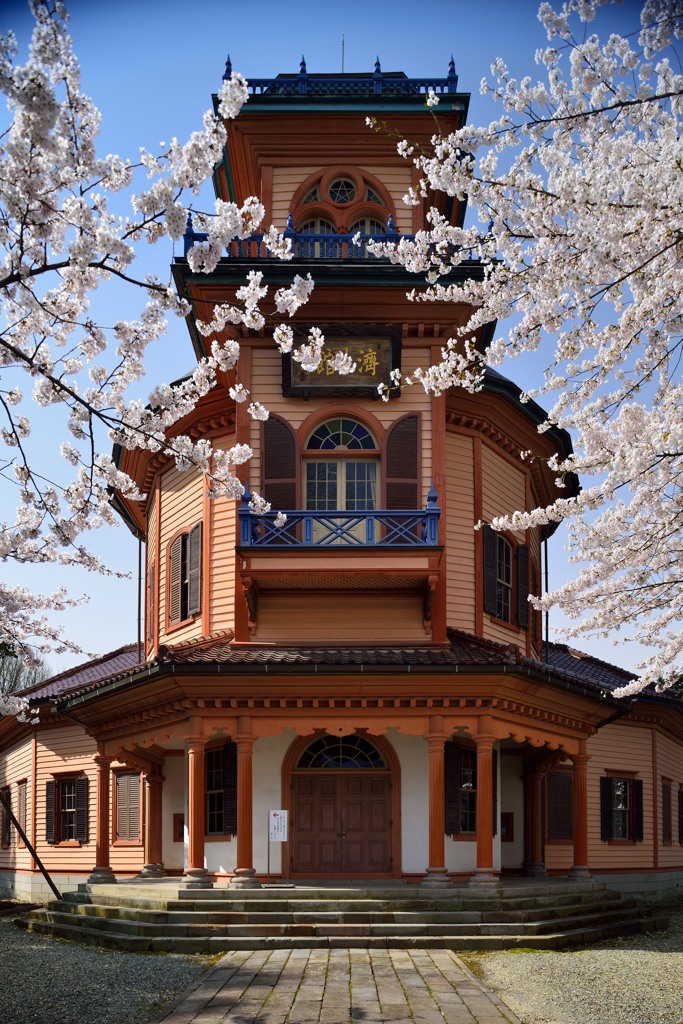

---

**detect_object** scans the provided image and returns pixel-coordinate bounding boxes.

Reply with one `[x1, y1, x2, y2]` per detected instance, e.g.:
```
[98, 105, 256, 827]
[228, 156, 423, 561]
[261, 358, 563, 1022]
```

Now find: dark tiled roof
[544, 642, 636, 693]
[27, 629, 646, 710]
[21, 643, 142, 702]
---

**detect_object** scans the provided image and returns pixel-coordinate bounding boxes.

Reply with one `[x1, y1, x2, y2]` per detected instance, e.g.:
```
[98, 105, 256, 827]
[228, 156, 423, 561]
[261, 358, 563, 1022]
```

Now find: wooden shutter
[517, 544, 530, 628]
[45, 780, 56, 843]
[678, 789, 683, 844]
[600, 775, 613, 841]
[223, 742, 237, 835]
[169, 535, 183, 623]
[263, 418, 297, 509]
[483, 525, 497, 615]
[116, 773, 141, 841]
[444, 741, 460, 835]
[187, 522, 202, 616]
[547, 771, 573, 839]
[1, 789, 10, 846]
[631, 778, 644, 841]
[386, 415, 419, 510]
[75, 777, 89, 843]
[146, 560, 155, 643]
[492, 750, 498, 837]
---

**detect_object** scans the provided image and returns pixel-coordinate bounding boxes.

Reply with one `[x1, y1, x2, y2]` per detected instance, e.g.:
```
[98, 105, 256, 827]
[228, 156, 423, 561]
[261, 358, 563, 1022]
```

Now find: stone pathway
[153, 948, 522, 1024]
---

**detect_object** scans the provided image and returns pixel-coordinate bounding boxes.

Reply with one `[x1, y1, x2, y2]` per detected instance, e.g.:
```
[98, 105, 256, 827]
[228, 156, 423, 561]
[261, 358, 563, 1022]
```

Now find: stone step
[47, 895, 639, 929]
[20, 902, 654, 941]
[16, 912, 667, 955]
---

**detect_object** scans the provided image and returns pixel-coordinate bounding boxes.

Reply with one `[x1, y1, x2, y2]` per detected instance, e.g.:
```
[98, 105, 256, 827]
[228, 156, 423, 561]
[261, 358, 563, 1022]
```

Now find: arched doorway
[286, 732, 399, 877]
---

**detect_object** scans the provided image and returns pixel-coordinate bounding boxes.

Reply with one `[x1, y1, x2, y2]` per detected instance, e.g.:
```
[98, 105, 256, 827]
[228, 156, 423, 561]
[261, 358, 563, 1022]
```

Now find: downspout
[137, 535, 142, 664]
[543, 534, 550, 663]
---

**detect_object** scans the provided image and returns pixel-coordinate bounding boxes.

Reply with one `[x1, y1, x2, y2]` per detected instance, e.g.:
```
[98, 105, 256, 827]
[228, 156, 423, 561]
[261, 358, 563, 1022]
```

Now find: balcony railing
[238, 486, 440, 548]
[183, 215, 406, 259]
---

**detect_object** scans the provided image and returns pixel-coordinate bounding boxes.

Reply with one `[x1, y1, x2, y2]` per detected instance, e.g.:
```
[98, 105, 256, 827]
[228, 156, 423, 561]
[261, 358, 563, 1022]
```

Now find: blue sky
[1, 0, 646, 674]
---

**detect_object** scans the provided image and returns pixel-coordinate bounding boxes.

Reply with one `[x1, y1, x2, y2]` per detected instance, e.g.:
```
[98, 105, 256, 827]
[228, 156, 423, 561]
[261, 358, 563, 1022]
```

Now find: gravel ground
[0, 902, 681, 1024]
[465, 909, 683, 1024]
[0, 914, 214, 1024]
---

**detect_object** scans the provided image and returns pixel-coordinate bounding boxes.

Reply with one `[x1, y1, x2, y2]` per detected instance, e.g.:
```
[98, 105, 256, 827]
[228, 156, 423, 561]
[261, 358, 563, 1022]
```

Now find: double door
[291, 773, 392, 874]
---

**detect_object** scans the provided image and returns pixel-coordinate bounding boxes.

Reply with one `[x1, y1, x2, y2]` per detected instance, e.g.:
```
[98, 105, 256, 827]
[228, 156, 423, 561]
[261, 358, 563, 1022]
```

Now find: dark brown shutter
[187, 523, 202, 616]
[386, 415, 419, 509]
[263, 418, 297, 509]
[632, 778, 644, 841]
[45, 780, 56, 843]
[483, 525, 497, 615]
[444, 741, 460, 835]
[223, 742, 237, 834]
[75, 777, 89, 843]
[146, 560, 155, 643]
[1, 789, 10, 846]
[492, 749, 498, 837]
[600, 775, 613, 841]
[517, 544, 530, 628]
[169, 535, 182, 623]
[678, 789, 683, 844]
[547, 771, 573, 839]
[117, 773, 141, 841]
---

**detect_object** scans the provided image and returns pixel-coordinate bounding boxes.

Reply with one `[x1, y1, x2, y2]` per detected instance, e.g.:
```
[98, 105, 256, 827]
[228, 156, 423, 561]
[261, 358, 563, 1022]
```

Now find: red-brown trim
[202, 474, 212, 637]
[652, 727, 658, 866]
[153, 475, 161, 653]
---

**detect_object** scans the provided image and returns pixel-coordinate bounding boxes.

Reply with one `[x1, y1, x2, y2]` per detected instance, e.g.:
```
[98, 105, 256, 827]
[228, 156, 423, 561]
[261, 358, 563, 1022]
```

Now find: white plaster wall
[500, 754, 525, 870]
[161, 755, 185, 871]
[385, 730, 428, 874]
[252, 731, 296, 874]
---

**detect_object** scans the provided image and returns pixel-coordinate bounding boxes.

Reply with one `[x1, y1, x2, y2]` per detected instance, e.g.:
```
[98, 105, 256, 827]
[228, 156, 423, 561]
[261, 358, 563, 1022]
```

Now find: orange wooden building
[1, 62, 682, 901]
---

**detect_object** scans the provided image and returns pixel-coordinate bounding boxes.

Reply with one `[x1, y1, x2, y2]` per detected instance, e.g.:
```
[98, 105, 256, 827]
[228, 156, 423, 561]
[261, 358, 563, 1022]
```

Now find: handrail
[239, 486, 440, 548]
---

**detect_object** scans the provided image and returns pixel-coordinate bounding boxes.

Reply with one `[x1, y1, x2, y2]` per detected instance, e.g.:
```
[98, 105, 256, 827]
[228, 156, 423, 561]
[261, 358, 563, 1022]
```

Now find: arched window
[304, 417, 379, 515]
[482, 525, 530, 628]
[296, 734, 386, 769]
[291, 168, 393, 243]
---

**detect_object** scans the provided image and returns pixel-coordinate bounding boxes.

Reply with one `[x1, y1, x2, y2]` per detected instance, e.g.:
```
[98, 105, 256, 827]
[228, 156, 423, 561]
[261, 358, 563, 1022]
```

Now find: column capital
[94, 754, 114, 770]
[185, 735, 208, 751]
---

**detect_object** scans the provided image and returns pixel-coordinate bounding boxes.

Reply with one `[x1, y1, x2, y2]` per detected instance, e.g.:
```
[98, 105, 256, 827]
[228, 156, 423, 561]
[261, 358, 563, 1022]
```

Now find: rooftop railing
[222, 57, 459, 98]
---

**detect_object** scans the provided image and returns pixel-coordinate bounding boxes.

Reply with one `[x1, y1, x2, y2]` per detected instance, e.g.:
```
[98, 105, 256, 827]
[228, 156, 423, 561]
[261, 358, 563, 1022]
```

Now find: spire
[223, 54, 232, 81]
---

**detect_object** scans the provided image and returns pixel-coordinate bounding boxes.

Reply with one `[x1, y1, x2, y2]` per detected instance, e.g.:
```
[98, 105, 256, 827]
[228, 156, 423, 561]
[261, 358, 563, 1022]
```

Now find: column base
[87, 866, 116, 884]
[180, 868, 213, 889]
[229, 868, 261, 889]
[421, 867, 451, 888]
[569, 865, 592, 879]
[523, 864, 548, 877]
[469, 869, 500, 887]
[138, 863, 166, 878]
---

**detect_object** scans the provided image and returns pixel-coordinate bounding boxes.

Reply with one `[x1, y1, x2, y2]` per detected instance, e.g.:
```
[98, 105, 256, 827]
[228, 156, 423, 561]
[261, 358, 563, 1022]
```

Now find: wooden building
[1, 62, 682, 902]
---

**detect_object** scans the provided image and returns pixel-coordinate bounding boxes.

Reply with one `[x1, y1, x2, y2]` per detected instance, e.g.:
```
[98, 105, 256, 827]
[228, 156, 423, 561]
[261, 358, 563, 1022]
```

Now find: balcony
[236, 487, 443, 637]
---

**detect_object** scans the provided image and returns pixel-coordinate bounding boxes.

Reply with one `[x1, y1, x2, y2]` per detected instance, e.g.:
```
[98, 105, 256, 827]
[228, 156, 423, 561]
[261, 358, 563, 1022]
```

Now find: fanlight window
[299, 217, 335, 235]
[350, 217, 387, 236]
[306, 418, 377, 451]
[328, 178, 356, 203]
[297, 734, 386, 769]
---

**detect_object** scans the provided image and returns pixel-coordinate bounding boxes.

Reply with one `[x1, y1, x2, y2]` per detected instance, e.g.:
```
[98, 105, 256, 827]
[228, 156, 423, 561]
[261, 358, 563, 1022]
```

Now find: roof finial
[299, 54, 307, 75]
[447, 55, 457, 88]
[223, 54, 232, 81]
[374, 55, 382, 74]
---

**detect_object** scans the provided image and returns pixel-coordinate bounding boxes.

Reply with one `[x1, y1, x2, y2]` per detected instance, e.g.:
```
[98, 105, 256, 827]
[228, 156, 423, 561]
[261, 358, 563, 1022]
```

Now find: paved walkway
[153, 948, 522, 1024]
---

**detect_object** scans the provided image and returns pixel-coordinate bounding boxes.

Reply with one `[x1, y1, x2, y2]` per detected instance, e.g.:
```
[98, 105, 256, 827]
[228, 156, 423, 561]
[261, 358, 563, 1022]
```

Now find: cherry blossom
[371, 0, 683, 693]
[0, 0, 312, 689]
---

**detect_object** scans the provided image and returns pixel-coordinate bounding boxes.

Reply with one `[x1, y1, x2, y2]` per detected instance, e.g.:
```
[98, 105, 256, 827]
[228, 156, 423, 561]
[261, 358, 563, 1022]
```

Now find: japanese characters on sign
[269, 809, 288, 842]
[283, 332, 400, 397]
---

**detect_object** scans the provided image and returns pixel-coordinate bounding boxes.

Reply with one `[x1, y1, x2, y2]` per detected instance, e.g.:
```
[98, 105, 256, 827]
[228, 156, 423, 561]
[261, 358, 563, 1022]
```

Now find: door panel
[292, 773, 392, 874]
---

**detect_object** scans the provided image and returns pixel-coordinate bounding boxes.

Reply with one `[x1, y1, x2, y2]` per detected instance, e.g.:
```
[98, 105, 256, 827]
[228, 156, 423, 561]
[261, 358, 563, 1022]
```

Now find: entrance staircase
[14, 878, 667, 953]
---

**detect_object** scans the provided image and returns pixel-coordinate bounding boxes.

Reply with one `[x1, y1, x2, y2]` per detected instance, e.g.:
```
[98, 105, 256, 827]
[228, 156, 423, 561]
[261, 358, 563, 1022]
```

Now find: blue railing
[222, 57, 459, 98]
[238, 485, 440, 548]
[183, 214, 405, 259]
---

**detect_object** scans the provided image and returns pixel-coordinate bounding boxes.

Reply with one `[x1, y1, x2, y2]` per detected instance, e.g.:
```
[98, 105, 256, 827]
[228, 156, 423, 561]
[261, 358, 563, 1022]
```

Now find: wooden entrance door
[292, 774, 392, 874]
